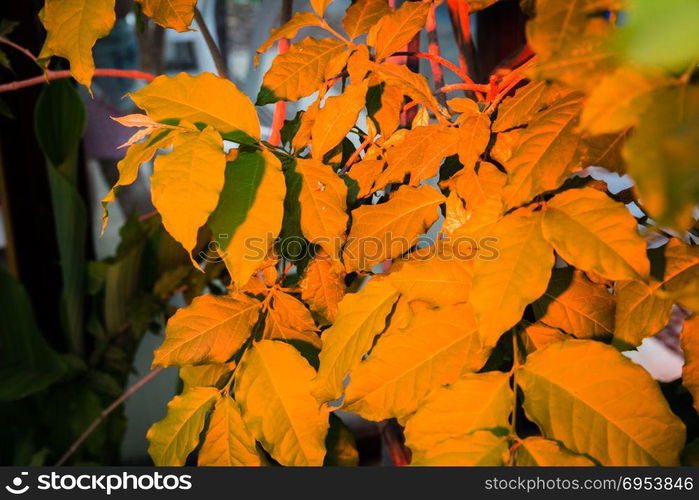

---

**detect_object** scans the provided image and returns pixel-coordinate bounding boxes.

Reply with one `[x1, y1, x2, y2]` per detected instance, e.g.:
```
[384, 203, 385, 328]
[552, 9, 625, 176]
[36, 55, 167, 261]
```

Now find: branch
[392, 51, 473, 85]
[55, 367, 165, 466]
[267, 0, 293, 146]
[446, 0, 479, 83]
[194, 7, 228, 79]
[425, 4, 447, 107]
[0, 69, 156, 94]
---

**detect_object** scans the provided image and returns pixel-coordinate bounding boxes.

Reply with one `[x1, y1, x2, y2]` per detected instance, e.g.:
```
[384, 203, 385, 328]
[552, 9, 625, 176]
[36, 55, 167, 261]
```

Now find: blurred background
[0, 0, 684, 466]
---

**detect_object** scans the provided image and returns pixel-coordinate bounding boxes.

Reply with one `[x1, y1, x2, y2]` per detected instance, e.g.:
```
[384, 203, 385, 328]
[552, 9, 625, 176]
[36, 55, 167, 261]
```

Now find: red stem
[425, 4, 446, 107]
[446, 0, 478, 83]
[267, 0, 293, 146]
[0, 69, 156, 93]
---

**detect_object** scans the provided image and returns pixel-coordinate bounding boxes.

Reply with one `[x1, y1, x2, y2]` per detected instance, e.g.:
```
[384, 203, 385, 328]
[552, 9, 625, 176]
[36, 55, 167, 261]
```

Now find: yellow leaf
[198, 396, 266, 466]
[292, 97, 321, 151]
[542, 187, 650, 281]
[374, 124, 460, 190]
[404, 371, 512, 454]
[533, 268, 615, 339]
[578, 129, 629, 174]
[147, 387, 219, 466]
[131, 72, 260, 141]
[152, 293, 260, 367]
[343, 185, 445, 272]
[492, 81, 565, 133]
[151, 128, 226, 260]
[681, 315, 699, 413]
[410, 430, 510, 466]
[615, 239, 699, 346]
[386, 246, 473, 306]
[209, 149, 286, 286]
[456, 113, 491, 171]
[515, 437, 595, 466]
[347, 159, 385, 198]
[470, 210, 554, 347]
[263, 290, 321, 349]
[235, 340, 329, 466]
[256, 12, 323, 63]
[312, 81, 368, 159]
[368, 80, 403, 138]
[500, 92, 583, 209]
[447, 162, 506, 236]
[101, 129, 176, 230]
[344, 304, 489, 422]
[518, 339, 685, 465]
[372, 1, 429, 60]
[296, 159, 348, 260]
[343, 0, 392, 40]
[135, 0, 197, 32]
[347, 44, 372, 81]
[623, 85, 699, 232]
[526, 0, 620, 93]
[310, 0, 335, 16]
[300, 253, 346, 326]
[373, 61, 442, 116]
[180, 363, 234, 390]
[257, 38, 348, 105]
[41, 0, 115, 88]
[312, 279, 399, 404]
[579, 67, 676, 135]
[521, 322, 569, 354]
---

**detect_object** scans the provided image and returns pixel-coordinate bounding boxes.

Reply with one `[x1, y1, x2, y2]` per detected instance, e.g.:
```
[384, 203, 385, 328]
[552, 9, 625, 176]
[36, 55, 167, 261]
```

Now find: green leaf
[0, 269, 68, 401]
[619, 0, 699, 70]
[34, 79, 86, 172]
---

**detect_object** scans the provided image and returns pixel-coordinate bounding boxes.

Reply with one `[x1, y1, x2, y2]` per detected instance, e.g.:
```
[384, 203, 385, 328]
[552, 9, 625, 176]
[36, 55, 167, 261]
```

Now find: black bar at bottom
[0, 467, 697, 499]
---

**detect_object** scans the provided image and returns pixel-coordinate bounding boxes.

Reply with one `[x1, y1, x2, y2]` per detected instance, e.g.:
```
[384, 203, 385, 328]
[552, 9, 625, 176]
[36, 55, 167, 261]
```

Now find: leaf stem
[0, 69, 156, 94]
[320, 19, 351, 45]
[194, 7, 228, 79]
[339, 134, 373, 175]
[55, 367, 165, 466]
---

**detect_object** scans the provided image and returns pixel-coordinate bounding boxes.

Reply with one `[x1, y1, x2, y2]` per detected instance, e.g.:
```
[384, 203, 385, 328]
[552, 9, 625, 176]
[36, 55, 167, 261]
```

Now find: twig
[267, 0, 293, 146]
[194, 7, 228, 79]
[339, 134, 372, 175]
[392, 51, 473, 85]
[0, 36, 38, 64]
[0, 69, 156, 93]
[425, 4, 447, 107]
[440, 82, 490, 94]
[55, 367, 165, 466]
